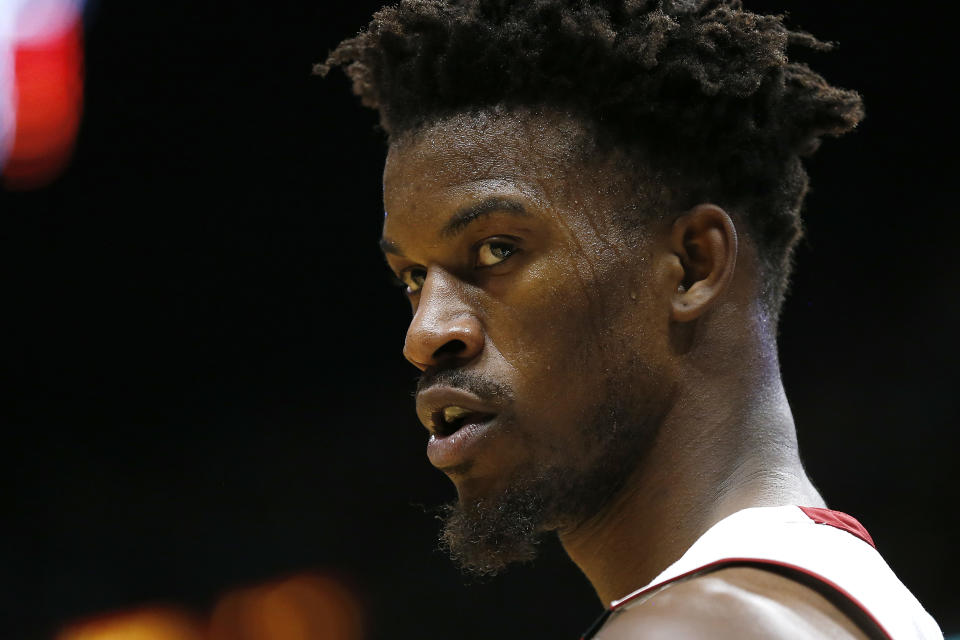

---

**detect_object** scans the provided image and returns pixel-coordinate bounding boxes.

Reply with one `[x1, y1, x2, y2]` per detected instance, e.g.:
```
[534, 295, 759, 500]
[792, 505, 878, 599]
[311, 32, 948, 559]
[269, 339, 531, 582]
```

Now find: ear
[670, 204, 738, 323]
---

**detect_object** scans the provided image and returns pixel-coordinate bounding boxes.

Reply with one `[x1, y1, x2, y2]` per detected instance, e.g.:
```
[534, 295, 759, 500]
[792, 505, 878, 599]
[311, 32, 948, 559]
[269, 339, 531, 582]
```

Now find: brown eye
[401, 267, 427, 293]
[476, 239, 518, 268]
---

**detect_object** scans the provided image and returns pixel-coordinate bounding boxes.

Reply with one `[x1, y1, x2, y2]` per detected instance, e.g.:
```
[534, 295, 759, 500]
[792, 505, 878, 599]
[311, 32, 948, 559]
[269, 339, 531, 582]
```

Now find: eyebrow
[440, 196, 529, 238]
[379, 196, 530, 256]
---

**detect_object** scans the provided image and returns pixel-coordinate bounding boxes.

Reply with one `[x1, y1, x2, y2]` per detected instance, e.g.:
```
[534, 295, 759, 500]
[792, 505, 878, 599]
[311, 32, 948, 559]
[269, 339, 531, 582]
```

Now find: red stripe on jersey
[798, 507, 876, 548]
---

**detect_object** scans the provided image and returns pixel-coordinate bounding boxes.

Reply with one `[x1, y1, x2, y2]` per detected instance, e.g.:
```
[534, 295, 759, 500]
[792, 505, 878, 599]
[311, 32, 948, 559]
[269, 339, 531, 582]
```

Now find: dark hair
[320, 0, 864, 317]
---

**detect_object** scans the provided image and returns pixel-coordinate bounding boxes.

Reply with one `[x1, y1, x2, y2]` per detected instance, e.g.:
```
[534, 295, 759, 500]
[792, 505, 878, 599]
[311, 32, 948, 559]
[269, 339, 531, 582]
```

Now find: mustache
[416, 368, 513, 403]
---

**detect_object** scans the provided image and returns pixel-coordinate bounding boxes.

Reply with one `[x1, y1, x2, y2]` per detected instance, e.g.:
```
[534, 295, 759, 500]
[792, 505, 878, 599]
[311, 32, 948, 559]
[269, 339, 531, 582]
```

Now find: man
[321, 1, 943, 637]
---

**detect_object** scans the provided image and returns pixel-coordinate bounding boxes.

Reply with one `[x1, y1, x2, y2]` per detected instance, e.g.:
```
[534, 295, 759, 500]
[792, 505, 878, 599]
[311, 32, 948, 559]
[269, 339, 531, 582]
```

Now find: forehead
[382, 109, 591, 215]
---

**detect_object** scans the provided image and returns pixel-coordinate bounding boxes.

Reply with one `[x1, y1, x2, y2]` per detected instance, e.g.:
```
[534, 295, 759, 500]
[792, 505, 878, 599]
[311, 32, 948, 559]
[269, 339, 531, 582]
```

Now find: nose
[403, 268, 484, 371]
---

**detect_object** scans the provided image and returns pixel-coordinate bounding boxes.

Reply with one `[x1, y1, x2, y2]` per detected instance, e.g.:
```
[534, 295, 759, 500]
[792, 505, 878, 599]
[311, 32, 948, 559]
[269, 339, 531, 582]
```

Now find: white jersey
[584, 506, 942, 640]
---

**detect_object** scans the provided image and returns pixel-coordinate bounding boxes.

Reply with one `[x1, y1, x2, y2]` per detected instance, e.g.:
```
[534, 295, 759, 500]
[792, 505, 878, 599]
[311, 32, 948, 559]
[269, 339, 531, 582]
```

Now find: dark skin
[380, 108, 865, 638]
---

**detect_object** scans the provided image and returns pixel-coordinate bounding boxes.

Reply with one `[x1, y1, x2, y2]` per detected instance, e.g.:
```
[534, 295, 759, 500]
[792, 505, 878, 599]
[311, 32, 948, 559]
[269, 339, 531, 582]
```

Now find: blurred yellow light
[208, 574, 363, 640]
[57, 573, 363, 639]
[56, 607, 205, 640]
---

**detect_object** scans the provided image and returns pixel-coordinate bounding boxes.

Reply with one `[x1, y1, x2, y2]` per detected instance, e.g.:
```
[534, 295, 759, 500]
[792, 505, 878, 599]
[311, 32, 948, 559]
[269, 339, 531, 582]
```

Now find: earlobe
[670, 204, 738, 323]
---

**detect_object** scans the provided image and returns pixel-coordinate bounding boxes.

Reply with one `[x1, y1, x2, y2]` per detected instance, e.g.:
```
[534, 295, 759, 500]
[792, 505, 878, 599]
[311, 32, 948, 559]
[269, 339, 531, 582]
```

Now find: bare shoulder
[595, 567, 870, 640]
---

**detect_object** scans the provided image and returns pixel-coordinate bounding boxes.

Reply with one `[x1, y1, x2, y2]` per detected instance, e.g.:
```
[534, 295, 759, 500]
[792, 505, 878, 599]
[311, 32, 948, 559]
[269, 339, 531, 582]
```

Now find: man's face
[381, 109, 679, 573]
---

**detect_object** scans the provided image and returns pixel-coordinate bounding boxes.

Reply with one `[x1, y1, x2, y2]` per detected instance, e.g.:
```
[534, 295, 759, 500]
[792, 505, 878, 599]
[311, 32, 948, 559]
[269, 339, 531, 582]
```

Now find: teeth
[443, 406, 472, 424]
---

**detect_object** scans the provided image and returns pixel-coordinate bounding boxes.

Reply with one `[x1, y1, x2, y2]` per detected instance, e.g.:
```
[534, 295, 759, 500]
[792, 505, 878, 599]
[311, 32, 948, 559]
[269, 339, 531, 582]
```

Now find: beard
[435, 373, 662, 577]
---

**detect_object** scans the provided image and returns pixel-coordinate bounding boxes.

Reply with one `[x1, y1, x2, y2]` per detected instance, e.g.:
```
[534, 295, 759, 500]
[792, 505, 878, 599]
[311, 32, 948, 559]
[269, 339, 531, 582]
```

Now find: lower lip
[426, 417, 498, 469]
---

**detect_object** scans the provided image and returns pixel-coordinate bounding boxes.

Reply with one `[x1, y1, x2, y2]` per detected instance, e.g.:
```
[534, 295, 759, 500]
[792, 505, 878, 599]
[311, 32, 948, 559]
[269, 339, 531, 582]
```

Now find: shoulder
[594, 567, 870, 640]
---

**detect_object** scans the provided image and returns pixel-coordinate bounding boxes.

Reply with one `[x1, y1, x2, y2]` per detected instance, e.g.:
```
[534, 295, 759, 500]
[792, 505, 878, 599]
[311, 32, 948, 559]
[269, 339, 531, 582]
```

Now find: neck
[557, 331, 824, 606]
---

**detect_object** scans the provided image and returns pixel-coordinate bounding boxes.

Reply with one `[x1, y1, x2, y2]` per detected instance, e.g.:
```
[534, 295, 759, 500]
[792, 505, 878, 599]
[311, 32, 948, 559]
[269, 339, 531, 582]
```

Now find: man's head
[322, 0, 862, 575]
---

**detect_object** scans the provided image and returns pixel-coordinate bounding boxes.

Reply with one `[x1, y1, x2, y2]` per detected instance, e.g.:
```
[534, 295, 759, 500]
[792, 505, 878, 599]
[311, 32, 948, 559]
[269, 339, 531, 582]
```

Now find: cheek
[486, 253, 640, 405]
[484, 257, 589, 372]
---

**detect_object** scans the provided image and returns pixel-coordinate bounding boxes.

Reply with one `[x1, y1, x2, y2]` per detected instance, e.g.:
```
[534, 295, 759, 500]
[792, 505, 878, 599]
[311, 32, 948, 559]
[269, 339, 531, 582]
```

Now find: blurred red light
[3, 6, 83, 190]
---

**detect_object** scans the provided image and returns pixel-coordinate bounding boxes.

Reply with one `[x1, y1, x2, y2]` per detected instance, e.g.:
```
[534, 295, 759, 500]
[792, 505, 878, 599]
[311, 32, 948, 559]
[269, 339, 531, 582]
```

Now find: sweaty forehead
[383, 108, 591, 206]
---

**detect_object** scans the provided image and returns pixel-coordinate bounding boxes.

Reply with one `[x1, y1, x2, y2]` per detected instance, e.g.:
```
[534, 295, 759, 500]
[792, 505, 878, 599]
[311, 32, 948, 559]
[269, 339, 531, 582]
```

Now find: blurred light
[56, 607, 206, 640]
[58, 573, 365, 640]
[1, 0, 85, 190]
[208, 573, 364, 640]
[0, 3, 13, 164]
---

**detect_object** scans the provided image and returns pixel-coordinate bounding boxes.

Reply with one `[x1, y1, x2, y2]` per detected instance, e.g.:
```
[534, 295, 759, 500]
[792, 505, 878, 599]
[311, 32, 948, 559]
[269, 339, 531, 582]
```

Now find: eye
[399, 267, 427, 294]
[476, 239, 519, 268]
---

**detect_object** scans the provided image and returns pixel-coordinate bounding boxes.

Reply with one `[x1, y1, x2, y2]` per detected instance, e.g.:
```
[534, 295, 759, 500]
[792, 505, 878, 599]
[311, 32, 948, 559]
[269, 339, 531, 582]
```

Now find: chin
[447, 459, 521, 504]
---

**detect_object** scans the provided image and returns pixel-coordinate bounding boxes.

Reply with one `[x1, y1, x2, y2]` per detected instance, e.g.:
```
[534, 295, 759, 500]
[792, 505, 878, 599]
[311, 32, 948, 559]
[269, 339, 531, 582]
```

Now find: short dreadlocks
[320, 0, 864, 317]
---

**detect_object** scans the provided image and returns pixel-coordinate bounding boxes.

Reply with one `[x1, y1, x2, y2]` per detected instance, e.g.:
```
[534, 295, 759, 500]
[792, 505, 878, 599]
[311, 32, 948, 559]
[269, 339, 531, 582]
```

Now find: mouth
[416, 384, 505, 468]
[415, 384, 502, 446]
[431, 405, 497, 438]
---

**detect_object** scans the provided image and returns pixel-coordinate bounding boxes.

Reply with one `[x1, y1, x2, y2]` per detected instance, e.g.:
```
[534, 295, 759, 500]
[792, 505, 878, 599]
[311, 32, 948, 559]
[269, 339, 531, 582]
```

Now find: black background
[3, 1, 958, 638]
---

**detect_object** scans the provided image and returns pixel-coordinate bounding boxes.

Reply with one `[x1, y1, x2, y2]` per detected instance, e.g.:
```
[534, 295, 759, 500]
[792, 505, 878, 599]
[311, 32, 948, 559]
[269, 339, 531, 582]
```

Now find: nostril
[432, 339, 467, 361]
